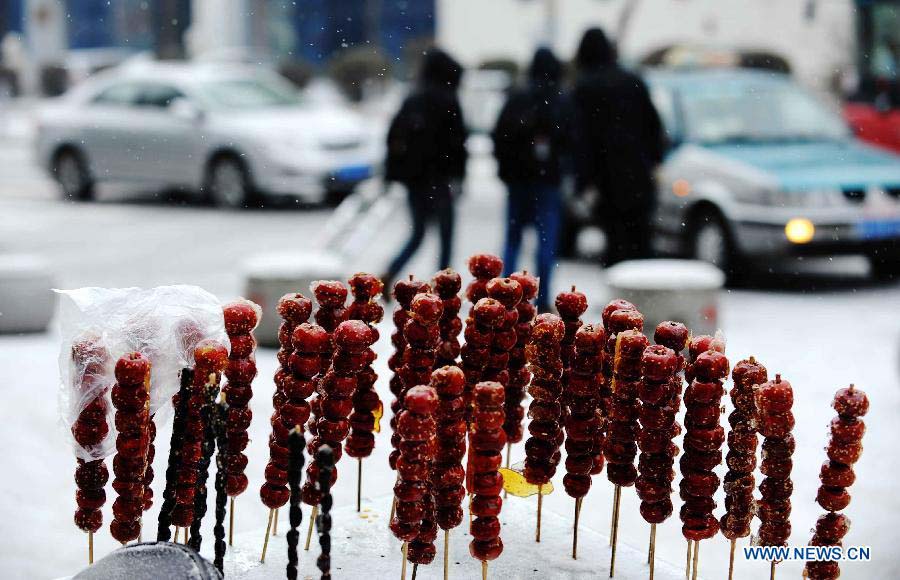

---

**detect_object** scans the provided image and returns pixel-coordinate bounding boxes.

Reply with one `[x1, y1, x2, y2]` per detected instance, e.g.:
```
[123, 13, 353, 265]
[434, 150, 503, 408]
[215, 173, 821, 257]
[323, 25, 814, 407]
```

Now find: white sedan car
[35, 61, 382, 207]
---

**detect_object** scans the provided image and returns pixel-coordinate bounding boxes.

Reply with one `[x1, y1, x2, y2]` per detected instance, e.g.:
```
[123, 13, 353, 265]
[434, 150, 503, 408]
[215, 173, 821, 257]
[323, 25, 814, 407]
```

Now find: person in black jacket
[572, 27, 665, 264]
[382, 48, 468, 286]
[492, 47, 572, 312]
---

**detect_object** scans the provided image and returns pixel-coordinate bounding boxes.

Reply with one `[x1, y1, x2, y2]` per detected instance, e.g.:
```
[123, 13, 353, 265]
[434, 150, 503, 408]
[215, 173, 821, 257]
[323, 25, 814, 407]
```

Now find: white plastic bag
[57, 285, 228, 460]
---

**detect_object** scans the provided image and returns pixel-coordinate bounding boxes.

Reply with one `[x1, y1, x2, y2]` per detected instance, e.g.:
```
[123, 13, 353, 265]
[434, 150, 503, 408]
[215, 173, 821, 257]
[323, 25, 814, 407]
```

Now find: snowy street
[0, 127, 898, 579]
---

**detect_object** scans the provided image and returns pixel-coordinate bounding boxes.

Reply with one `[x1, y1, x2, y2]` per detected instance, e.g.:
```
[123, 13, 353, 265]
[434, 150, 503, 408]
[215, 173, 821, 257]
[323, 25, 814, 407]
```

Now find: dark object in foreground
[317, 446, 336, 580]
[73, 541, 221, 580]
[287, 428, 306, 580]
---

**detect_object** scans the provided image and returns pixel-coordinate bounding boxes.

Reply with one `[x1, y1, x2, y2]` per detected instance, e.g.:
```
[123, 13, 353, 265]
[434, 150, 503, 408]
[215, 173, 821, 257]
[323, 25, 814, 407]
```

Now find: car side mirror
[169, 97, 204, 123]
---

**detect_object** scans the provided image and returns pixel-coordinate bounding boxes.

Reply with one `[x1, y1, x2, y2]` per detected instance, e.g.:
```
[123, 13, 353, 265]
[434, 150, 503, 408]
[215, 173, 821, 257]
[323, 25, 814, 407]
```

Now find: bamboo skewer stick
[691, 540, 700, 580]
[572, 498, 583, 559]
[273, 508, 278, 536]
[357, 458, 363, 512]
[401, 541, 409, 580]
[390, 496, 397, 522]
[685, 539, 692, 580]
[649, 524, 657, 580]
[609, 485, 622, 578]
[259, 508, 274, 563]
[770, 560, 776, 580]
[482, 560, 488, 580]
[174, 527, 180, 543]
[304, 505, 319, 550]
[536, 484, 544, 542]
[228, 498, 235, 546]
[728, 539, 736, 580]
[88, 532, 94, 565]
[443, 529, 450, 580]
[504, 444, 511, 499]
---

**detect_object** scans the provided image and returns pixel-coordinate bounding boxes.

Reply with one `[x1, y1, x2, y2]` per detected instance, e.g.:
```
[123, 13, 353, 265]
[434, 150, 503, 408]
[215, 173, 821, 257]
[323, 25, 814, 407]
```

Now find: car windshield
[194, 75, 302, 109]
[680, 79, 850, 144]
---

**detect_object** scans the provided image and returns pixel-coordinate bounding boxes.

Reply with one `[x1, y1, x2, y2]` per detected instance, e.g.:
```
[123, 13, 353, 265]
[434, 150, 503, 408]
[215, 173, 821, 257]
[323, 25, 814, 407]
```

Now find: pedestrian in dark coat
[382, 48, 468, 286]
[572, 27, 665, 264]
[492, 47, 572, 311]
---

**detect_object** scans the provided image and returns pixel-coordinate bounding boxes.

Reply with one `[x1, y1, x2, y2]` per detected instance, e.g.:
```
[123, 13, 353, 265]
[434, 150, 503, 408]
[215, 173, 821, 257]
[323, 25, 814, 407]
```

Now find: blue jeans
[502, 183, 561, 311]
[386, 183, 454, 280]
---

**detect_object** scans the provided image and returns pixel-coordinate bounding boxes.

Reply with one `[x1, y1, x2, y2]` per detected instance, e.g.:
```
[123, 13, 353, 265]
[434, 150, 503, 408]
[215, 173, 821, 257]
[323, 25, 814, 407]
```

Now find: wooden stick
[401, 541, 409, 580]
[572, 497, 583, 559]
[273, 508, 279, 536]
[770, 560, 776, 580]
[304, 505, 318, 550]
[357, 458, 363, 512]
[728, 539, 736, 580]
[228, 497, 235, 546]
[649, 524, 657, 580]
[685, 539, 692, 580]
[174, 527, 180, 543]
[482, 560, 488, 580]
[503, 443, 511, 499]
[609, 485, 622, 578]
[88, 531, 94, 565]
[260, 508, 274, 563]
[390, 496, 397, 522]
[691, 540, 700, 580]
[443, 529, 450, 580]
[536, 484, 544, 542]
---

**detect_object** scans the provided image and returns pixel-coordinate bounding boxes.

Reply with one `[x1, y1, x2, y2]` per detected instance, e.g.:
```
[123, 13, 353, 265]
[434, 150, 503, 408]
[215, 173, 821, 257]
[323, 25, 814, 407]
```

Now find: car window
[134, 84, 185, 108]
[649, 85, 679, 141]
[193, 76, 301, 109]
[92, 83, 142, 106]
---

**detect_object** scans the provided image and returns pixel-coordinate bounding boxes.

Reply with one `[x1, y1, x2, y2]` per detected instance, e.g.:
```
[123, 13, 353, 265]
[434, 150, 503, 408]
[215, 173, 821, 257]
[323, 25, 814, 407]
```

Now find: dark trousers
[605, 206, 653, 265]
[502, 182, 561, 311]
[386, 183, 454, 279]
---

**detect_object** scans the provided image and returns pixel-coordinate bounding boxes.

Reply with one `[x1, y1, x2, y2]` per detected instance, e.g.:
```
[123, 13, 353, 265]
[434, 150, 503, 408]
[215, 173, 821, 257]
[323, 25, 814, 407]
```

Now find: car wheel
[54, 149, 94, 201]
[689, 209, 744, 282]
[869, 250, 900, 282]
[206, 156, 254, 208]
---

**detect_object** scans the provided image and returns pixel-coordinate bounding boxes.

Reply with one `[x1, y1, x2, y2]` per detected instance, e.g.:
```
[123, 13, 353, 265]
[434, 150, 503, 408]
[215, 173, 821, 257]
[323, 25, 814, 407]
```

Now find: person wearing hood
[382, 48, 468, 287]
[492, 47, 574, 312]
[572, 27, 665, 264]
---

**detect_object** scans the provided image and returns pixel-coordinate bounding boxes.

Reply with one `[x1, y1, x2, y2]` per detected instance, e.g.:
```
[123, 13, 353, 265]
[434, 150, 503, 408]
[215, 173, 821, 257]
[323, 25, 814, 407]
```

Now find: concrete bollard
[0, 254, 56, 334]
[605, 259, 724, 337]
[242, 250, 346, 347]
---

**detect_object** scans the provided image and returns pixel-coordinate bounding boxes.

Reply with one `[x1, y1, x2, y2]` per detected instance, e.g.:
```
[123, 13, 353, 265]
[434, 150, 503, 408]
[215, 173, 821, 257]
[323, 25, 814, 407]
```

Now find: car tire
[54, 148, 94, 201]
[689, 208, 745, 283]
[206, 156, 255, 208]
[869, 250, 900, 282]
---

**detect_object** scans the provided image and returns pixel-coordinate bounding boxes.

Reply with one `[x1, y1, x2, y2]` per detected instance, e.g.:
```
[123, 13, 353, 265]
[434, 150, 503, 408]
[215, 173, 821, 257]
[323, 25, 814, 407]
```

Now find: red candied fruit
[654, 321, 689, 352]
[602, 299, 636, 327]
[692, 350, 730, 381]
[608, 308, 644, 333]
[641, 345, 677, 382]
[311, 280, 348, 308]
[431, 365, 466, 396]
[473, 298, 506, 328]
[405, 385, 439, 415]
[348, 272, 383, 299]
[833, 384, 869, 419]
[333, 320, 376, 352]
[114, 353, 150, 386]
[468, 254, 503, 279]
[223, 299, 259, 335]
[554, 286, 587, 319]
[432, 268, 462, 296]
[486, 277, 523, 309]
[531, 313, 565, 343]
[410, 293, 444, 325]
[393, 277, 431, 306]
[292, 323, 330, 353]
[277, 293, 313, 324]
[509, 270, 539, 300]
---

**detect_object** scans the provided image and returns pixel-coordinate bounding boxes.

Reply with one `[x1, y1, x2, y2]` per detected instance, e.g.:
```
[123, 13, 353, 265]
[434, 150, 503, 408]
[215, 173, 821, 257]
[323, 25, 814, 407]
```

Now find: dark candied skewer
[286, 427, 306, 580]
[523, 313, 565, 542]
[307, 281, 349, 439]
[721, 357, 767, 579]
[158, 368, 193, 542]
[212, 397, 229, 573]
[433, 268, 463, 368]
[556, 287, 587, 423]
[389, 277, 432, 471]
[316, 446, 335, 580]
[805, 385, 868, 580]
[70, 334, 111, 563]
[110, 352, 153, 544]
[469, 381, 506, 577]
[564, 323, 605, 559]
[503, 271, 538, 464]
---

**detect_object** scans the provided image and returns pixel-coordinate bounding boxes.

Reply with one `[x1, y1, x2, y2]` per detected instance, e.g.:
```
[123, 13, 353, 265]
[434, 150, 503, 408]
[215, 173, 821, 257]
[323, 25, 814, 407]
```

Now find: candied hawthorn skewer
[345, 272, 384, 511]
[306, 280, 349, 440]
[430, 365, 468, 577]
[389, 276, 432, 471]
[109, 352, 152, 544]
[390, 385, 439, 578]
[261, 293, 312, 543]
[157, 368, 192, 542]
[564, 323, 605, 559]
[523, 313, 565, 542]
[303, 320, 377, 550]
[556, 287, 587, 423]
[212, 396, 229, 572]
[462, 254, 503, 424]
[722, 357, 767, 579]
[71, 335, 111, 563]
[599, 300, 640, 479]
[805, 385, 868, 580]
[503, 271, 538, 469]
[680, 348, 729, 580]
[259, 320, 324, 561]
[470, 382, 506, 578]
[433, 268, 463, 368]
[755, 374, 795, 580]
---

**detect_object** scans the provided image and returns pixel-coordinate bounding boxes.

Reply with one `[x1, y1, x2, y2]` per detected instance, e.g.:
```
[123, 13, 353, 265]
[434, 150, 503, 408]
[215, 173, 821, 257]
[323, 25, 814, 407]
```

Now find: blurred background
[0, 0, 899, 578]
